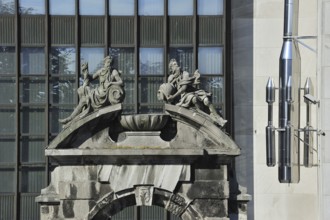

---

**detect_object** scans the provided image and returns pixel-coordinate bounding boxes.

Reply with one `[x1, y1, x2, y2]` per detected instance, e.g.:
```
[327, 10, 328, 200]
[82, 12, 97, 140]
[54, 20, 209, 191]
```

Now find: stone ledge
[46, 148, 236, 165]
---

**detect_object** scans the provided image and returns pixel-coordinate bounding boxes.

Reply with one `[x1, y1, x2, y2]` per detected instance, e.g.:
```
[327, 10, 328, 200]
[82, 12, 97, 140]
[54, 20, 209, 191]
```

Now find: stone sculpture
[158, 58, 227, 127]
[59, 56, 125, 128]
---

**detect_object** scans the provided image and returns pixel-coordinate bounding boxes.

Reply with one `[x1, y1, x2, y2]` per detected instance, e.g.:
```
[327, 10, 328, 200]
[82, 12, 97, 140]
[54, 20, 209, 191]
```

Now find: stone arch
[37, 103, 250, 220]
[87, 187, 203, 220]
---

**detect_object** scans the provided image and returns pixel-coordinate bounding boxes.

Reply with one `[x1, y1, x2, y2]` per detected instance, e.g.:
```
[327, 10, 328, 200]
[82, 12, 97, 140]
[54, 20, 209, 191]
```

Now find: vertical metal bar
[134, 205, 139, 220]
[193, 0, 197, 70]
[75, 0, 80, 106]
[278, 0, 300, 183]
[134, 0, 138, 113]
[45, 0, 50, 186]
[224, 0, 232, 134]
[164, 0, 168, 112]
[105, 0, 109, 55]
[14, 0, 20, 218]
[266, 78, 276, 166]
[303, 77, 313, 167]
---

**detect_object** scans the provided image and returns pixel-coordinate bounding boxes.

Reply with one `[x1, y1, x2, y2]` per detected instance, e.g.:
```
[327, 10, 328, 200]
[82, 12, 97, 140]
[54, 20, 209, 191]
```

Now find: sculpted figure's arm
[167, 71, 190, 101]
[92, 71, 99, 80]
[109, 70, 123, 86]
[167, 85, 187, 101]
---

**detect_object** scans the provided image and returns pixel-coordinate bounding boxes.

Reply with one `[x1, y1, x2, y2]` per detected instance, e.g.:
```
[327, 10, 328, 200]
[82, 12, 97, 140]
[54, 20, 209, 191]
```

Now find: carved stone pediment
[46, 102, 240, 165]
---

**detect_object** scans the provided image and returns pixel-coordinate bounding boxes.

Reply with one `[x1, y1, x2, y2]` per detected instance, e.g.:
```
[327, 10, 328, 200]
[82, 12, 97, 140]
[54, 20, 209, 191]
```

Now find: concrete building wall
[320, 1, 330, 220]
[242, 0, 319, 219]
[253, 0, 319, 219]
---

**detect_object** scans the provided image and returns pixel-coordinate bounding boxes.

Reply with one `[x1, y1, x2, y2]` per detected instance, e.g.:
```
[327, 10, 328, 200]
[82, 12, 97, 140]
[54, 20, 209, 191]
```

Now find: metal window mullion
[164, 0, 168, 90]
[134, 0, 138, 113]
[193, 0, 197, 70]
[45, 0, 50, 185]
[224, 0, 232, 135]
[75, 0, 80, 106]
[105, 0, 109, 54]
[14, 0, 20, 218]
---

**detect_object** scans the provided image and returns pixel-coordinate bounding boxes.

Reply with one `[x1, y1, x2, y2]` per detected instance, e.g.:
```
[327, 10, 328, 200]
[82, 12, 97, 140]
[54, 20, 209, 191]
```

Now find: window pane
[21, 194, 40, 219]
[198, 47, 223, 75]
[80, 0, 105, 15]
[110, 48, 135, 75]
[0, 194, 15, 219]
[20, 77, 46, 103]
[0, 46, 16, 75]
[80, 48, 104, 74]
[122, 76, 134, 105]
[20, 167, 45, 192]
[140, 206, 165, 219]
[139, 48, 164, 75]
[139, 0, 163, 16]
[0, 168, 15, 192]
[169, 47, 193, 73]
[20, 137, 45, 163]
[0, 139, 15, 163]
[19, 0, 45, 15]
[168, 0, 193, 16]
[109, 0, 134, 16]
[0, 0, 15, 14]
[198, 0, 223, 15]
[50, 47, 76, 75]
[50, 77, 76, 104]
[21, 107, 45, 134]
[0, 77, 16, 104]
[21, 48, 45, 75]
[0, 109, 15, 133]
[112, 206, 135, 220]
[50, 106, 74, 134]
[139, 77, 163, 105]
[200, 76, 223, 104]
[49, 0, 75, 15]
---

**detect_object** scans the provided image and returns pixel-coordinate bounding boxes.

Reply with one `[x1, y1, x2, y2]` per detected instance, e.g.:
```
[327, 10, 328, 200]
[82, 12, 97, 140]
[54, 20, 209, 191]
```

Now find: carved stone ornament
[59, 55, 125, 128]
[165, 194, 188, 216]
[158, 58, 227, 127]
[135, 186, 154, 206]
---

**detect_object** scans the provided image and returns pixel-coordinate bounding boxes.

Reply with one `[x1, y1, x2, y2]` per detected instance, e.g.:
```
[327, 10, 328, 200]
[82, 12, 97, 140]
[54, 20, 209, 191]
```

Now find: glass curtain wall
[0, 0, 226, 219]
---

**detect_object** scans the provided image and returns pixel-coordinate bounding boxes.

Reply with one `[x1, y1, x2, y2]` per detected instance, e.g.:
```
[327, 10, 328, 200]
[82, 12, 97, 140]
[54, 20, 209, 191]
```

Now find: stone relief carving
[165, 194, 188, 216]
[59, 56, 125, 128]
[135, 186, 154, 206]
[158, 59, 227, 127]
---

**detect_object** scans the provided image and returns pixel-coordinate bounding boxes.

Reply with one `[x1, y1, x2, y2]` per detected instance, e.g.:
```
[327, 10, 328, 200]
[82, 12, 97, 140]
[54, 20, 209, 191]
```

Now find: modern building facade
[0, 0, 329, 219]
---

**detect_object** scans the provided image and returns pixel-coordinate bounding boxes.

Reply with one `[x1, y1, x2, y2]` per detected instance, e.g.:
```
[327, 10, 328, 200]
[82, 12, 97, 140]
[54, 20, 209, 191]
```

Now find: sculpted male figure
[59, 55, 125, 128]
[90, 55, 124, 109]
[158, 58, 227, 127]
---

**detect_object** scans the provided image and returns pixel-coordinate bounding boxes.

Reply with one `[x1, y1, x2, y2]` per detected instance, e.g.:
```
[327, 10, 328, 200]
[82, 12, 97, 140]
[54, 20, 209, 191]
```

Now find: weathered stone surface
[195, 166, 227, 181]
[179, 180, 229, 199]
[117, 131, 170, 148]
[59, 199, 92, 219]
[97, 165, 190, 192]
[193, 199, 228, 218]
[181, 205, 203, 220]
[58, 181, 101, 199]
[39, 205, 59, 220]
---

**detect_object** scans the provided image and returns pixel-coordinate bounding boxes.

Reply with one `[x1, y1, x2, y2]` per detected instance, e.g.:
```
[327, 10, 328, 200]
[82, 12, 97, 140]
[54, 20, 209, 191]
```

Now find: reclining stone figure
[59, 56, 124, 128]
[158, 58, 227, 127]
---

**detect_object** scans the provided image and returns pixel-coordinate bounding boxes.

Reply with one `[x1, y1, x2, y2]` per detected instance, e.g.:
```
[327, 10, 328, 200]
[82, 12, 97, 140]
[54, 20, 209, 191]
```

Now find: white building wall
[252, 0, 319, 219]
[320, 1, 330, 220]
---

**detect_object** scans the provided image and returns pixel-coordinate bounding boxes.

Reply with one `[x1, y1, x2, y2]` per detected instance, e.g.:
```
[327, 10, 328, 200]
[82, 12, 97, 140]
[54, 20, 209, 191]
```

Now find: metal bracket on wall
[284, 36, 318, 53]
